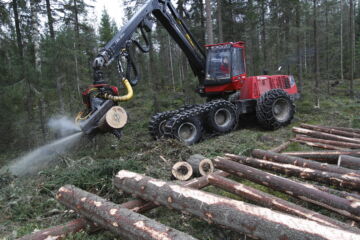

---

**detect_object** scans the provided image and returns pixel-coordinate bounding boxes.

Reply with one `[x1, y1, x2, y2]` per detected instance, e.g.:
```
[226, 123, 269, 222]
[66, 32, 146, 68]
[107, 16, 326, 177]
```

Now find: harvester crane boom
[92, 0, 206, 87]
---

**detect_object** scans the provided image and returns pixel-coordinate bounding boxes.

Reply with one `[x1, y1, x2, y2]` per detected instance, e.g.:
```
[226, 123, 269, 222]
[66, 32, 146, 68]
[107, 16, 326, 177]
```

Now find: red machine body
[203, 42, 298, 101]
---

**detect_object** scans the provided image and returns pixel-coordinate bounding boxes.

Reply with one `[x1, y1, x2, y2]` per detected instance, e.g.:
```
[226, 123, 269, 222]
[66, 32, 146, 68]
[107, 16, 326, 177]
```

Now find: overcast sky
[88, 0, 125, 28]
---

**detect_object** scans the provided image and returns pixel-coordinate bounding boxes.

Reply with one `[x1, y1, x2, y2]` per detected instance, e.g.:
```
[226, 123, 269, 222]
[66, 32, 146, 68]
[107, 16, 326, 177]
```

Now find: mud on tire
[256, 89, 295, 130]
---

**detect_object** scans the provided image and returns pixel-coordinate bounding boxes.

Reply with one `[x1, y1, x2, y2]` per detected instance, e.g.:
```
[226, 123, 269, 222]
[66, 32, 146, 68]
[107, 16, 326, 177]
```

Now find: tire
[256, 89, 295, 130]
[149, 111, 177, 140]
[172, 116, 203, 145]
[207, 101, 236, 133]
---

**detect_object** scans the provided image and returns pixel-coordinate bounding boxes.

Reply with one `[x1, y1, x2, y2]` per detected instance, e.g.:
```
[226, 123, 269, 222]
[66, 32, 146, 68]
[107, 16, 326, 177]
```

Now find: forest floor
[1, 80, 360, 240]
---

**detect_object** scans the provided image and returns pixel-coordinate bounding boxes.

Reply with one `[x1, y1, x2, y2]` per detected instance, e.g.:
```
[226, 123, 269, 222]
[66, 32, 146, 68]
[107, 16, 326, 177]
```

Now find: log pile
[17, 123, 360, 240]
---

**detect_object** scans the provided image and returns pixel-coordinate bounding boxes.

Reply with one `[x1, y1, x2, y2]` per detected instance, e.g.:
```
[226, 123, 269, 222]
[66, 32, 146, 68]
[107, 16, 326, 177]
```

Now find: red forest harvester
[76, 0, 299, 144]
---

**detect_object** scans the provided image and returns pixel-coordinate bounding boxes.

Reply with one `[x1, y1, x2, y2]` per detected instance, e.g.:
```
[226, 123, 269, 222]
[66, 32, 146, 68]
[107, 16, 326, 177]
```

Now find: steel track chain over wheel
[148, 105, 197, 140]
[206, 100, 236, 133]
[256, 89, 295, 130]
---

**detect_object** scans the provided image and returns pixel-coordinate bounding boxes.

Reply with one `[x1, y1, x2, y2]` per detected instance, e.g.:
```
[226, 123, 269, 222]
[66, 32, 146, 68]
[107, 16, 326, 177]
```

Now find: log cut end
[199, 158, 214, 176]
[172, 162, 193, 181]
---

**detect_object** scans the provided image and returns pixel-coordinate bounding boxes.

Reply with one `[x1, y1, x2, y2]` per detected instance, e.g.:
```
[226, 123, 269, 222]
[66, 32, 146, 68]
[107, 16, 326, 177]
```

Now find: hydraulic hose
[103, 78, 133, 102]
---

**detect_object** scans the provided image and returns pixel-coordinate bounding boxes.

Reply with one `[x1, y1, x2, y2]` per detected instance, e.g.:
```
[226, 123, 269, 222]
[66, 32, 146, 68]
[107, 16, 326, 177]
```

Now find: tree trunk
[56, 185, 198, 240]
[45, 0, 55, 39]
[224, 155, 360, 191]
[213, 157, 360, 221]
[292, 127, 360, 144]
[296, 0, 303, 92]
[114, 170, 360, 239]
[12, 0, 23, 60]
[300, 123, 360, 138]
[186, 154, 214, 176]
[168, 35, 175, 92]
[291, 138, 347, 150]
[313, 0, 320, 108]
[216, 0, 223, 42]
[250, 150, 360, 176]
[261, 0, 267, 69]
[330, 126, 360, 134]
[340, 0, 344, 82]
[207, 174, 360, 234]
[205, 0, 214, 44]
[349, 0, 355, 97]
[269, 141, 291, 153]
[294, 135, 360, 149]
[338, 155, 360, 170]
[284, 150, 360, 162]
[172, 161, 193, 181]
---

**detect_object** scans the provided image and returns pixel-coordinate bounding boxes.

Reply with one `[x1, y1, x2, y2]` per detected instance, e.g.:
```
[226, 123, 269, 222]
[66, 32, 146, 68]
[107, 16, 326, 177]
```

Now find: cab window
[232, 47, 245, 76]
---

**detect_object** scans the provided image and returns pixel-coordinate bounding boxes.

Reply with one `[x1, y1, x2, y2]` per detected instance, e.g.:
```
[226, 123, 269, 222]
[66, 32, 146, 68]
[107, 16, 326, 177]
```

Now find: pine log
[186, 154, 214, 176]
[331, 126, 360, 134]
[114, 170, 360, 240]
[269, 141, 291, 153]
[291, 138, 347, 150]
[292, 127, 360, 144]
[212, 157, 360, 221]
[284, 150, 360, 163]
[300, 123, 360, 138]
[338, 155, 360, 170]
[207, 174, 360, 234]
[224, 155, 360, 191]
[56, 185, 198, 240]
[295, 135, 360, 149]
[172, 162, 193, 181]
[18, 171, 229, 240]
[250, 149, 360, 177]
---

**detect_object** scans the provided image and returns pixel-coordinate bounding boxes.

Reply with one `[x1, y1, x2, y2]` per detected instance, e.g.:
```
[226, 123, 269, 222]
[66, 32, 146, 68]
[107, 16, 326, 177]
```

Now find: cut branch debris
[56, 185, 198, 240]
[207, 174, 360, 234]
[114, 170, 360, 240]
[212, 157, 360, 221]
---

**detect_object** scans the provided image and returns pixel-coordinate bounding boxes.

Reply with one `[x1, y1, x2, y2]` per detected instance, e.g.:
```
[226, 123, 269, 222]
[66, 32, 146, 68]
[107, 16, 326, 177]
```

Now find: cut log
[207, 174, 360, 234]
[292, 127, 360, 144]
[300, 123, 360, 138]
[56, 185, 198, 240]
[295, 135, 360, 149]
[186, 154, 214, 176]
[284, 150, 360, 163]
[114, 170, 360, 240]
[331, 126, 360, 134]
[291, 138, 347, 150]
[224, 154, 360, 191]
[269, 141, 291, 153]
[212, 157, 360, 221]
[250, 149, 360, 177]
[98, 106, 128, 131]
[17, 171, 229, 240]
[172, 162, 193, 181]
[338, 155, 360, 170]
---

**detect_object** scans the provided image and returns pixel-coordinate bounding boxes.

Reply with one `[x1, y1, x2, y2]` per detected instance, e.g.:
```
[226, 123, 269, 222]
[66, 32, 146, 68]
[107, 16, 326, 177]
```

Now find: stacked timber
[172, 154, 214, 181]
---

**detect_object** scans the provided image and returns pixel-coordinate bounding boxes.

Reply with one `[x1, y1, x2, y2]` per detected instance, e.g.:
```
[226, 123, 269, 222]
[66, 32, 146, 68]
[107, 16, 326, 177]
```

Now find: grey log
[338, 155, 360, 170]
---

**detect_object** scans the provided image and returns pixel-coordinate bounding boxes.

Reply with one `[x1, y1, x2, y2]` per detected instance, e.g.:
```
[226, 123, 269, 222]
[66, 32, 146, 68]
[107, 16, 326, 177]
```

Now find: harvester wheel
[149, 111, 178, 139]
[172, 116, 203, 145]
[207, 101, 236, 133]
[256, 89, 295, 130]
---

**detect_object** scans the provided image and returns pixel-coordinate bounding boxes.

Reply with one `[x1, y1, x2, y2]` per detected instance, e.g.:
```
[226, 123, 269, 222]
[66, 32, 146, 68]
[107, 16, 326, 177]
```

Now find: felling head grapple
[76, 77, 133, 139]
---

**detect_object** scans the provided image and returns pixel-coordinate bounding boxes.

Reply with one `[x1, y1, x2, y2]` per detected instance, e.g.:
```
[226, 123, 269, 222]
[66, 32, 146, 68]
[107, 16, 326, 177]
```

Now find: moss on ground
[1, 80, 359, 239]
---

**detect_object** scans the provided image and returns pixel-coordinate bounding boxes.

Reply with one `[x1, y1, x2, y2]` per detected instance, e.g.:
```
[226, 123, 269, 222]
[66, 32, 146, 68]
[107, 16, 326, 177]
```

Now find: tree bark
[292, 127, 360, 144]
[250, 150, 360, 177]
[212, 157, 360, 221]
[12, 0, 23, 60]
[296, 0, 303, 93]
[313, 0, 320, 108]
[300, 124, 360, 138]
[205, 0, 214, 44]
[207, 174, 360, 234]
[18, 171, 229, 239]
[338, 155, 360, 170]
[330, 126, 360, 134]
[284, 150, 360, 163]
[349, 0, 355, 96]
[114, 170, 360, 239]
[56, 185, 198, 240]
[294, 135, 360, 149]
[224, 155, 360, 191]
